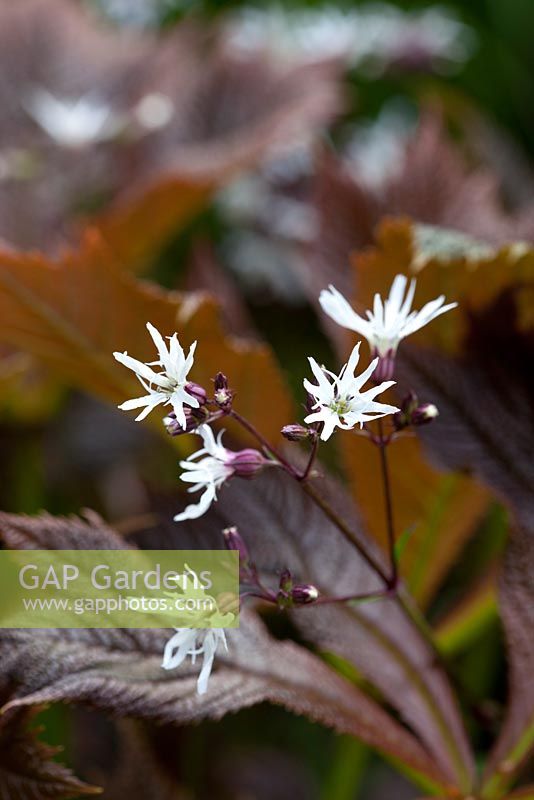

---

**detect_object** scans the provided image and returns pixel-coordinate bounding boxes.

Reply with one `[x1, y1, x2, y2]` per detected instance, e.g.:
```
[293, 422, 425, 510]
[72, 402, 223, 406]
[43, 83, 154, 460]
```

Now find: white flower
[304, 342, 399, 441]
[175, 425, 268, 522]
[24, 88, 123, 148]
[113, 322, 199, 426]
[162, 627, 228, 695]
[175, 425, 234, 522]
[319, 274, 457, 357]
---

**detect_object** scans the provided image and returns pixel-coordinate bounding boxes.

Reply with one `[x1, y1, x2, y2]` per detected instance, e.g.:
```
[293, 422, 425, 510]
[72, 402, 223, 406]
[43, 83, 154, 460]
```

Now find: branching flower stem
[228, 409, 299, 477]
[298, 434, 319, 482]
[227, 407, 458, 687]
[228, 408, 393, 584]
[376, 416, 398, 588]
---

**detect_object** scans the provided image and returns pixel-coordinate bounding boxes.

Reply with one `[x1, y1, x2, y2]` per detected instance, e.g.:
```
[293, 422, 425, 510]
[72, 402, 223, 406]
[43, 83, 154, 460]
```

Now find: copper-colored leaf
[0, 707, 100, 799]
[353, 218, 534, 354]
[481, 529, 534, 799]
[300, 112, 534, 327]
[0, 348, 62, 422]
[0, 0, 343, 259]
[339, 432, 489, 606]
[0, 231, 293, 439]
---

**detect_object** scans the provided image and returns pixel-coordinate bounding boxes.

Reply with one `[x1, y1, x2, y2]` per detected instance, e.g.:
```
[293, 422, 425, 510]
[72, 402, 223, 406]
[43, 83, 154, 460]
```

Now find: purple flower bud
[213, 372, 234, 409]
[222, 526, 250, 563]
[278, 569, 293, 594]
[227, 448, 269, 479]
[185, 381, 208, 406]
[281, 424, 312, 442]
[400, 391, 419, 415]
[411, 403, 439, 426]
[305, 391, 317, 414]
[291, 584, 319, 604]
[163, 408, 207, 436]
[393, 393, 439, 430]
[393, 391, 419, 431]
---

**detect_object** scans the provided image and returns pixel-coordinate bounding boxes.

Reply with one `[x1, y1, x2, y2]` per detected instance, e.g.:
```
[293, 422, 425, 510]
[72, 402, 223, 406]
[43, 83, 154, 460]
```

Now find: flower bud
[213, 372, 234, 409]
[393, 391, 419, 431]
[278, 568, 293, 594]
[227, 449, 269, 479]
[411, 403, 439, 426]
[163, 408, 208, 436]
[291, 583, 319, 604]
[281, 423, 312, 442]
[305, 391, 317, 414]
[222, 526, 250, 563]
[185, 381, 208, 406]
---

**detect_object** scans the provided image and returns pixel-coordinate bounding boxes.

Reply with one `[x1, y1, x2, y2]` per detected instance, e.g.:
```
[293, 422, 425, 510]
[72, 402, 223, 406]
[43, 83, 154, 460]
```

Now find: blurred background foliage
[0, 0, 533, 798]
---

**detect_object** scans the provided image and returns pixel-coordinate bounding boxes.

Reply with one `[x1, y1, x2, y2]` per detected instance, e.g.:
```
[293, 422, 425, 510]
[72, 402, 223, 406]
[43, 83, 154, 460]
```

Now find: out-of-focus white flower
[319, 274, 457, 361]
[134, 93, 174, 131]
[162, 626, 228, 695]
[303, 342, 398, 441]
[113, 322, 199, 425]
[226, 5, 475, 73]
[344, 101, 415, 190]
[24, 88, 123, 148]
[175, 425, 268, 522]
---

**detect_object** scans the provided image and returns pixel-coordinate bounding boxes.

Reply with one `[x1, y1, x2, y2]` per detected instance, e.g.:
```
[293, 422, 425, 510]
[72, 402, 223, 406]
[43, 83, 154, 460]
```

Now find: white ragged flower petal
[303, 343, 399, 441]
[162, 627, 228, 695]
[319, 274, 457, 359]
[113, 323, 199, 426]
[174, 425, 268, 521]
[174, 425, 235, 522]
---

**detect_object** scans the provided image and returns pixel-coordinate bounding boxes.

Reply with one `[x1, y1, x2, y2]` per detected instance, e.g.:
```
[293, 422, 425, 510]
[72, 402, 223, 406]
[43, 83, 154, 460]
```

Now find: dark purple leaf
[0, 511, 448, 786]
[482, 528, 534, 796]
[0, 707, 100, 799]
[137, 469, 475, 790]
[397, 293, 534, 529]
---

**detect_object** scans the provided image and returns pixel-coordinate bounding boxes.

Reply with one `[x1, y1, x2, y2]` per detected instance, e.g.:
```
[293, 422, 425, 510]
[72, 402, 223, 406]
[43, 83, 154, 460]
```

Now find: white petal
[319, 285, 370, 336]
[118, 392, 168, 421]
[303, 409, 329, 425]
[177, 341, 197, 382]
[197, 424, 220, 455]
[162, 629, 197, 670]
[168, 332, 186, 374]
[307, 357, 332, 393]
[113, 351, 172, 390]
[197, 636, 217, 694]
[320, 414, 339, 441]
[349, 356, 379, 392]
[358, 380, 395, 401]
[173, 385, 200, 409]
[387, 274, 408, 316]
[171, 400, 187, 429]
[174, 484, 217, 522]
[399, 277, 416, 318]
[146, 322, 172, 371]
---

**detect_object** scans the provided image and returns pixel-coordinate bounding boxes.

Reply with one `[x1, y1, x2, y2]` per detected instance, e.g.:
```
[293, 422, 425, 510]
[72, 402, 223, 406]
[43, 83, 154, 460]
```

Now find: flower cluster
[114, 273, 456, 694]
